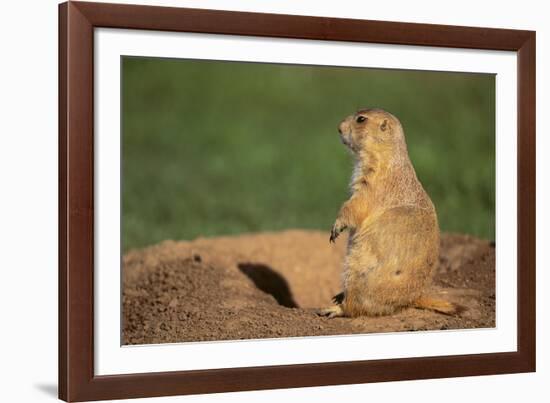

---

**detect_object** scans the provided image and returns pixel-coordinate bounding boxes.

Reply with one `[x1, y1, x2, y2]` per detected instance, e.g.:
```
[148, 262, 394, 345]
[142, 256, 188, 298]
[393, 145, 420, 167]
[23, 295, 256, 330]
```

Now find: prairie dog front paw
[329, 220, 347, 243]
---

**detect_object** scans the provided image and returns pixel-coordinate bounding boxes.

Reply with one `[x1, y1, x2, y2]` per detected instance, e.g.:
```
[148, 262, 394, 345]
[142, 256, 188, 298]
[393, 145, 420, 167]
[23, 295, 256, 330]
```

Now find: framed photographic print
[59, 1, 536, 401]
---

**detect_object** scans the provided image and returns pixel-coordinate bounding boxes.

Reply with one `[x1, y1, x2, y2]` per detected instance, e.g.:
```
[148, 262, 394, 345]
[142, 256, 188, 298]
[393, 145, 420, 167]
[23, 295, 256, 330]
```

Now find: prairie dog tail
[413, 296, 465, 316]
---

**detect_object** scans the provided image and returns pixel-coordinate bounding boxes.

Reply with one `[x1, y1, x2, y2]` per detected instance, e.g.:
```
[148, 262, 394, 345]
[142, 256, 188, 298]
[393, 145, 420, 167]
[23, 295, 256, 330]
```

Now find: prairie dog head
[337, 108, 406, 154]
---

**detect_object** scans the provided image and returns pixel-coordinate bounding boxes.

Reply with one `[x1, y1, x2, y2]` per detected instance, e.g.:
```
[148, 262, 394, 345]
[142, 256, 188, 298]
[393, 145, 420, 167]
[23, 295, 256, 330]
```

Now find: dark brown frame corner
[59, 1, 536, 401]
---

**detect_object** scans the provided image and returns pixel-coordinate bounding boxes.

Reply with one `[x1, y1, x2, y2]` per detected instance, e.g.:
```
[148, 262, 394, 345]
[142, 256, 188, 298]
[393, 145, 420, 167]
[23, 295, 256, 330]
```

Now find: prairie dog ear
[380, 119, 389, 132]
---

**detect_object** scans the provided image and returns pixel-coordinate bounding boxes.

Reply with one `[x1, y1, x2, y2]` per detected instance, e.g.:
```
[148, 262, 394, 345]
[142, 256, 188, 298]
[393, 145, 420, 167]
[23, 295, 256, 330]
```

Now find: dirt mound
[123, 230, 495, 345]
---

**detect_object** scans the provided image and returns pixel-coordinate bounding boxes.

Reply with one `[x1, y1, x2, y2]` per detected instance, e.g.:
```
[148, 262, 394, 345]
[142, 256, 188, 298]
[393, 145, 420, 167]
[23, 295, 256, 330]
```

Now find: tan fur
[413, 296, 464, 315]
[320, 108, 460, 318]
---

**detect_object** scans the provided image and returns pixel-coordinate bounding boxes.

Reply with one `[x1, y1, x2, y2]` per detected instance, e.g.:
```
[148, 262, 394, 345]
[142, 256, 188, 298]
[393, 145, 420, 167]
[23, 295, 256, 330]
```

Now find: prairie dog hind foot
[316, 305, 344, 319]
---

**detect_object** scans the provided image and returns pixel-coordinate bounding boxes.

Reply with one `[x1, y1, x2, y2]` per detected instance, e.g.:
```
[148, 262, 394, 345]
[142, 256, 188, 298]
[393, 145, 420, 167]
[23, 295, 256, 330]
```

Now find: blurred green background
[122, 57, 495, 251]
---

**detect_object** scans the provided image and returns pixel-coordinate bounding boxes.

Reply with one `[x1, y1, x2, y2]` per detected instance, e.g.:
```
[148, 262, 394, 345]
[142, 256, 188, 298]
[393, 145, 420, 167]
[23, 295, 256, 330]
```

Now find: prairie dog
[319, 108, 460, 318]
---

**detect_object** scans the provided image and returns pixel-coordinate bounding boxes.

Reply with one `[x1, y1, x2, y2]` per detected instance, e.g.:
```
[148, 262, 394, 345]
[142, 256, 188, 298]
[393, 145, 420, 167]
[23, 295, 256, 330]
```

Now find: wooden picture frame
[59, 1, 536, 401]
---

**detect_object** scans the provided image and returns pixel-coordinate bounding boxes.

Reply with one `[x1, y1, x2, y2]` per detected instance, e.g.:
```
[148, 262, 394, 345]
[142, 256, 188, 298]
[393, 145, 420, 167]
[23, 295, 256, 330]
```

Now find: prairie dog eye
[356, 116, 367, 123]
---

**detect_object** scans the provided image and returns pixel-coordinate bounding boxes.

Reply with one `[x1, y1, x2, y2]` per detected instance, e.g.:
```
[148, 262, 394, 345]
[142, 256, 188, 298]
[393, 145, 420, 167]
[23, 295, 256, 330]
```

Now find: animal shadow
[237, 263, 298, 308]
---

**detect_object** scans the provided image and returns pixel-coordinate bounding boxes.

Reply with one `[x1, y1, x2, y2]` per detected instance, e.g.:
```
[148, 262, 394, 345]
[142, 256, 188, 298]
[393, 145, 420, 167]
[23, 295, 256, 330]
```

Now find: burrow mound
[123, 230, 495, 345]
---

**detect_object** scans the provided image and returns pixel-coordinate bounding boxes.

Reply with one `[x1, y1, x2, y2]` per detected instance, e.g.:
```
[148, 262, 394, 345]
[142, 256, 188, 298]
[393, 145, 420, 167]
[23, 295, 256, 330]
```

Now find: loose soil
[123, 230, 495, 345]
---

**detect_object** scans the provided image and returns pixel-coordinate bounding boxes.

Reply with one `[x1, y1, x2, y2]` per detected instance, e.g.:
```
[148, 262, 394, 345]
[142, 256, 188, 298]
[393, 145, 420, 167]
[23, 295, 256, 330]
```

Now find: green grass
[122, 57, 495, 251]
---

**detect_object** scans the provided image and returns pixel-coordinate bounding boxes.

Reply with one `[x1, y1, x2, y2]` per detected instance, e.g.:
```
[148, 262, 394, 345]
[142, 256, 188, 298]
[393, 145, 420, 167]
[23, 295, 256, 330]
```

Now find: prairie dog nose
[338, 121, 347, 135]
